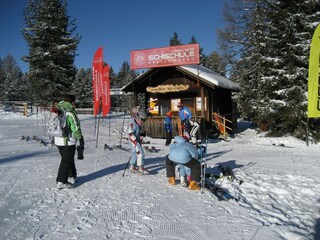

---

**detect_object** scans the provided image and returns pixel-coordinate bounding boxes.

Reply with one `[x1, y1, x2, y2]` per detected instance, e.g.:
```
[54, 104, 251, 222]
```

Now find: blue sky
[0, 0, 227, 73]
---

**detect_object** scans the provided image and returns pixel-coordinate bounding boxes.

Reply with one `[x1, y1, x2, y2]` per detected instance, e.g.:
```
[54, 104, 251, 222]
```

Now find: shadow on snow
[0, 150, 54, 165]
[76, 155, 166, 187]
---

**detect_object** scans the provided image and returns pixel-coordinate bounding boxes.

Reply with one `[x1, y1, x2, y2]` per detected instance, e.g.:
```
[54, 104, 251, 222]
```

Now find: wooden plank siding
[122, 66, 239, 139]
[143, 115, 205, 140]
[143, 116, 180, 139]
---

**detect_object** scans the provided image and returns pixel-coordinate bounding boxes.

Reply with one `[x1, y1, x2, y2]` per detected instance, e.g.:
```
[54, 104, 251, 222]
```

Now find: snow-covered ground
[0, 109, 319, 240]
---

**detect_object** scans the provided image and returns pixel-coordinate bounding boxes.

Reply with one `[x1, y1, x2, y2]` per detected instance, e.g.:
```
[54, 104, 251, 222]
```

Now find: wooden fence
[1, 101, 33, 117]
[143, 116, 181, 139]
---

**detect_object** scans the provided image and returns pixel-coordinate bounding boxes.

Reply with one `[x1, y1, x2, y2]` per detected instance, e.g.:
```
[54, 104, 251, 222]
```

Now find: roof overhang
[121, 65, 240, 92]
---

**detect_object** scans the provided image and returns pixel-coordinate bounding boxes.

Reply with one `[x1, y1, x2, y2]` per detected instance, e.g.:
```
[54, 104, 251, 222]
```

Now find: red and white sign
[130, 44, 200, 70]
[101, 64, 111, 117]
[92, 47, 103, 116]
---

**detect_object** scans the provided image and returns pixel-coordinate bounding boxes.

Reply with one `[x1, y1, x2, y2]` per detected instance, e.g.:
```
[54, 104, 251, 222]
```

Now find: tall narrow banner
[92, 47, 103, 116]
[308, 24, 320, 118]
[101, 64, 111, 116]
[130, 44, 200, 70]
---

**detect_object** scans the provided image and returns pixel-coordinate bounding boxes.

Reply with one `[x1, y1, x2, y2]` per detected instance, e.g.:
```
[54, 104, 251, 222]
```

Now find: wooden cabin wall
[129, 66, 238, 138]
[144, 116, 181, 139]
[144, 116, 203, 140]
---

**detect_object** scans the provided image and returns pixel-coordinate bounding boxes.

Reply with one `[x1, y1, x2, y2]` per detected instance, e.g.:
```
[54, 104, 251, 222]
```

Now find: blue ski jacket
[178, 106, 192, 121]
[168, 136, 199, 164]
[164, 116, 172, 131]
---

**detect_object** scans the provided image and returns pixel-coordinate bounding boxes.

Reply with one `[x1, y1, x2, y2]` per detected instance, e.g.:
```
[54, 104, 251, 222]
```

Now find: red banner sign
[92, 47, 103, 116]
[130, 44, 200, 70]
[101, 64, 111, 117]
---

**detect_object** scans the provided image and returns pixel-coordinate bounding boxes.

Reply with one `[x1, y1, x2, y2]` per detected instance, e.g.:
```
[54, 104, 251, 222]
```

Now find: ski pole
[118, 112, 126, 148]
[122, 152, 134, 177]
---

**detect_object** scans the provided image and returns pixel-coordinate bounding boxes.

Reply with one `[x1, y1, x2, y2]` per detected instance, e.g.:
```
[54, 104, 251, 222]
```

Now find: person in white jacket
[128, 110, 148, 174]
[53, 95, 84, 189]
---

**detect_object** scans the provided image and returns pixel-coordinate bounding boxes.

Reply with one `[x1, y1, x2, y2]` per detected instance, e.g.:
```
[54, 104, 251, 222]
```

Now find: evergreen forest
[1, 0, 320, 141]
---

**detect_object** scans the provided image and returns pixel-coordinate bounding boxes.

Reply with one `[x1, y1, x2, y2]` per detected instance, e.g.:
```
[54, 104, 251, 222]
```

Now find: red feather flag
[102, 64, 111, 116]
[92, 47, 103, 116]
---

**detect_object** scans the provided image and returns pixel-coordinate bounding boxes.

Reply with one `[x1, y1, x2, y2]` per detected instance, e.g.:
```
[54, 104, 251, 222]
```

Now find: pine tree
[1, 55, 24, 101]
[15, 73, 30, 101]
[218, 0, 267, 121]
[115, 61, 138, 111]
[218, 0, 320, 141]
[72, 68, 92, 107]
[189, 35, 206, 65]
[169, 31, 182, 46]
[262, 0, 320, 139]
[217, 0, 248, 69]
[109, 66, 117, 89]
[22, 0, 80, 104]
[0, 57, 5, 101]
[238, 0, 270, 124]
[108, 66, 120, 111]
[203, 51, 227, 76]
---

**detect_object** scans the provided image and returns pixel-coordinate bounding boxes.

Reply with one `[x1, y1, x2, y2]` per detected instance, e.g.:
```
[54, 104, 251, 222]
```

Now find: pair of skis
[203, 165, 244, 202]
[199, 142, 243, 201]
[204, 181, 238, 201]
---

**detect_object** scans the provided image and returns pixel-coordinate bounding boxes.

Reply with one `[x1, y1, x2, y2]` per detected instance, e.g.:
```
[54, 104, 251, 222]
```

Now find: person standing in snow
[164, 111, 173, 146]
[177, 103, 200, 144]
[54, 94, 84, 189]
[166, 136, 201, 190]
[128, 110, 149, 174]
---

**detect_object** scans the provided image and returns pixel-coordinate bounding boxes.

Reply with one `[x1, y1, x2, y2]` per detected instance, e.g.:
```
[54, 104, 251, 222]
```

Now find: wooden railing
[212, 112, 232, 139]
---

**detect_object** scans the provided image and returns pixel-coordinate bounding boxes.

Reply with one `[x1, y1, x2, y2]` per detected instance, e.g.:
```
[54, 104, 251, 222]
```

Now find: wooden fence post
[23, 103, 28, 117]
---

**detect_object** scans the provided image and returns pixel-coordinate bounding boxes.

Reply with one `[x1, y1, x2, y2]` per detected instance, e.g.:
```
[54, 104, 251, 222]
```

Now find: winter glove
[77, 137, 85, 160]
[77, 146, 84, 160]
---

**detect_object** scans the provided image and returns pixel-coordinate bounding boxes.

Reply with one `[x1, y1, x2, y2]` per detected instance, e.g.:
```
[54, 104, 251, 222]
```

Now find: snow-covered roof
[177, 65, 240, 90]
[121, 65, 240, 92]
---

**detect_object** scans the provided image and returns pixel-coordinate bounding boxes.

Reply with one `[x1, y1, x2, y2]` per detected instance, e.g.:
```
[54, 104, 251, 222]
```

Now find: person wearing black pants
[166, 156, 201, 182]
[166, 136, 201, 190]
[164, 111, 173, 146]
[56, 145, 76, 183]
[53, 94, 84, 189]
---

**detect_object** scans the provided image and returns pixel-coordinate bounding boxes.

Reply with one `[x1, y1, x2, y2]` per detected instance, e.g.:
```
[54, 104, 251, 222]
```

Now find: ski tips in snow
[104, 144, 129, 152]
[202, 164, 244, 202]
[204, 181, 239, 202]
[104, 144, 113, 151]
[217, 165, 243, 185]
[20, 135, 48, 146]
[144, 146, 160, 153]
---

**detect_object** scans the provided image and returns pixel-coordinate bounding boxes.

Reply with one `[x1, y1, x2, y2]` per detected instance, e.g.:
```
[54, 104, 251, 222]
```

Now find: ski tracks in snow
[2, 116, 312, 240]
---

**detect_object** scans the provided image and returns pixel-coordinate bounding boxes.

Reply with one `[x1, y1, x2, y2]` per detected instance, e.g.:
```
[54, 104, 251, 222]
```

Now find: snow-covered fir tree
[218, 0, 270, 123]
[203, 51, 227, 76]
[1, 55, 25, 101]
[262, 0, 320, 140]
[0, 57, 4, 101]
[71, 68, 92, 107]
[114, 61, 137, 111]
[219, 0, 320, 140]
[22, 0, 80, 104]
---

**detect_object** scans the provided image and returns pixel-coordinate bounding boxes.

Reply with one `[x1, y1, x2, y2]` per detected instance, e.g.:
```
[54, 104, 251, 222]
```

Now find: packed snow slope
[0, 110, 319, 240]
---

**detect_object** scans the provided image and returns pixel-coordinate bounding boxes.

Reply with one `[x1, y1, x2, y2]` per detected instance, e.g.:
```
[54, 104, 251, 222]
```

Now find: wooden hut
[121, 64, 240, 139]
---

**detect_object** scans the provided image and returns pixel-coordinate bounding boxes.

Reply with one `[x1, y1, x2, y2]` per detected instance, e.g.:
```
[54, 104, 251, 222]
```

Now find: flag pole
[306, 118, 309, 146]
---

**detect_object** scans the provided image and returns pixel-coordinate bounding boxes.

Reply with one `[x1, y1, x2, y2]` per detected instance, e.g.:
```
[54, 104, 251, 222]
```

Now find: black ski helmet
[136, 110, 147, 122]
